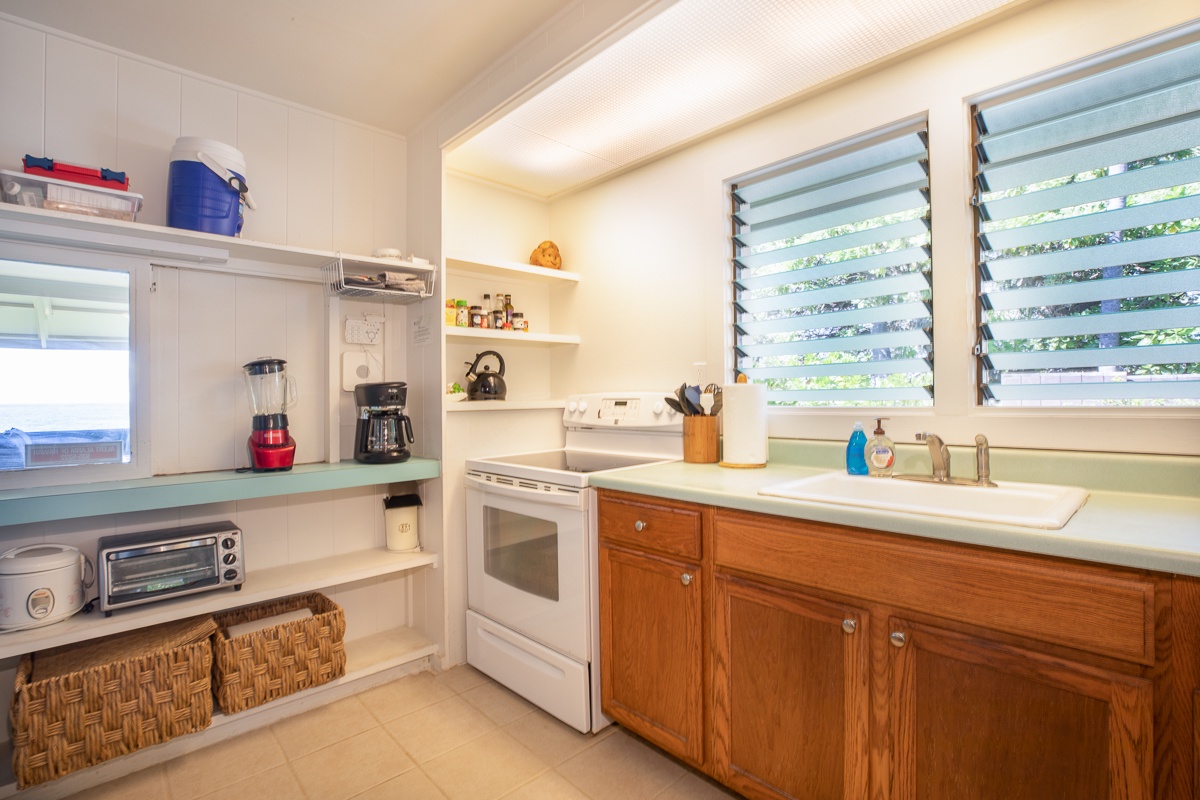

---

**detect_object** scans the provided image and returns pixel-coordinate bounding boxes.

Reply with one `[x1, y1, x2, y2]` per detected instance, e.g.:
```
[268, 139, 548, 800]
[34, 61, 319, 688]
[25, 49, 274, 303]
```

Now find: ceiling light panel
[447, 0, 1018, 197]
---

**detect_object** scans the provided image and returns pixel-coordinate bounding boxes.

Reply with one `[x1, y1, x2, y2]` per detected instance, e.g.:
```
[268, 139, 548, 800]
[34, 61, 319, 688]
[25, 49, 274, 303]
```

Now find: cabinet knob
[889, 631, 907, 648]
[680, 572, 693, 586]
[842, 618, 856, 634]
[634, 520, 647, 532]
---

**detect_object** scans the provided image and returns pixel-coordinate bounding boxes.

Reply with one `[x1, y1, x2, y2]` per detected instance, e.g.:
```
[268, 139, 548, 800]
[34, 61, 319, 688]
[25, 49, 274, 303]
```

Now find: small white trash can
[383, 494, 421, 552]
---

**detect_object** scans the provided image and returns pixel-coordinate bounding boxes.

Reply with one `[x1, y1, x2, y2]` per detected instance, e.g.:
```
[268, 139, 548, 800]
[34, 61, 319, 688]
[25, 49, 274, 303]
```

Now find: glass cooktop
[484, 449, 667, 474]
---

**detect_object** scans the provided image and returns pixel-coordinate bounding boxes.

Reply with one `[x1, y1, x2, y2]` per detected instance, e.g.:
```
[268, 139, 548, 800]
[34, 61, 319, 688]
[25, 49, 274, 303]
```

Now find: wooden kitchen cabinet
[712, 574, 870, 800]
[592, 490, 1200, 799]
[889, 617, 1152, 800]
[598, 492, 705, 766]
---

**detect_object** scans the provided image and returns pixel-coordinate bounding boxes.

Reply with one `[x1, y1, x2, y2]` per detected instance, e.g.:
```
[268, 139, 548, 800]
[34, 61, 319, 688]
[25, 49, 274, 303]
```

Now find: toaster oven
[97, 521, 244, 616]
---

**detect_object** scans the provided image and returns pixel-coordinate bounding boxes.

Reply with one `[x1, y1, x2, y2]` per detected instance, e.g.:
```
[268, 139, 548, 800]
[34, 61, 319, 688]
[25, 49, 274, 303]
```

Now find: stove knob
[653, 401, 664, 415]
[567, 401, 578, 414]
[578, 401, 588, 413]
[224, 569, 238, 582]
[221, 537, 237, 550]
[222, 553, 237, 565]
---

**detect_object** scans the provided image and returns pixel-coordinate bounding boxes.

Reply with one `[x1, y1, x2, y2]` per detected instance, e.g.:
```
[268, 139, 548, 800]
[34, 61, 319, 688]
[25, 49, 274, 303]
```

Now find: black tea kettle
[465, 350, 507, 401]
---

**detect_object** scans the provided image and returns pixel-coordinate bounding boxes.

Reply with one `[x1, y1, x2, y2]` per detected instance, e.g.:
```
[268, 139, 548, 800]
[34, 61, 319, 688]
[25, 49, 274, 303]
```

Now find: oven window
[483, 505, 559, 601]
[108, 548, 216, 595]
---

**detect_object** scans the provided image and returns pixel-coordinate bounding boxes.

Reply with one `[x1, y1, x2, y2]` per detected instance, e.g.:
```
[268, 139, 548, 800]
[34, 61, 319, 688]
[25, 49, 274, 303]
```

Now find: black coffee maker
[354, 382, 414, 463]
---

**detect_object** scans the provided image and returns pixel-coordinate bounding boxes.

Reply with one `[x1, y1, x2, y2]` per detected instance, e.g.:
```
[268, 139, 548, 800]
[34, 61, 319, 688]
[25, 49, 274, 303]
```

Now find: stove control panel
[564, 392, 680, 430]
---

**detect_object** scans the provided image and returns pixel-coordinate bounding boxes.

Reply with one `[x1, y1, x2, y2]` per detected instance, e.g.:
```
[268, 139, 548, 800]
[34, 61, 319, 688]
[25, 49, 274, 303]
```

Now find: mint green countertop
[590, 440, 1200, 578]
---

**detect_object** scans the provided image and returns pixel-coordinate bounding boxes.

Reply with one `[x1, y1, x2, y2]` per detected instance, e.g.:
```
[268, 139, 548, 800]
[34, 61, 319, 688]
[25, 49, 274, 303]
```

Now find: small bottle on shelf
[492, 294, 504, 330]
[481, 294, 492, 329]
[504, 294, 514, 330]
[512, 312, 525, 332]
[455, 299, 469, 327]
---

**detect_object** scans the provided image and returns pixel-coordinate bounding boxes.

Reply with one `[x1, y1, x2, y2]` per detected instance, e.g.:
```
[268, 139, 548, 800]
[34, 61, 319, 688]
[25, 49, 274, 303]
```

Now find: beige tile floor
[65, 666, 742, 800]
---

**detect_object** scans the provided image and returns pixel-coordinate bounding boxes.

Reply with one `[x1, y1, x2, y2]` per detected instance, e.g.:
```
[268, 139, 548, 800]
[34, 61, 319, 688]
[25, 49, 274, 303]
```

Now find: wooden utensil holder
[683, 416, 719, 463]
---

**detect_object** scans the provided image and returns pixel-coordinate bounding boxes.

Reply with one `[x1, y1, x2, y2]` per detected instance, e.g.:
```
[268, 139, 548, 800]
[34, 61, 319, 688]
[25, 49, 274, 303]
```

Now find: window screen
[731, 120, 932, 407]
[973, 39, 1200, 407]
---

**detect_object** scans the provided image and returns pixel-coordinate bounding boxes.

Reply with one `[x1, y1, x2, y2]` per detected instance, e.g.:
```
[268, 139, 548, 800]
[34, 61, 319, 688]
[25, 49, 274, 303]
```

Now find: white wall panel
[286, 108, 334, 250]
[334, 123, 375, 256]
[44, 36, 117, 168]
[237, 94, 289, 245]
[0, 20, 44, 172]
[176, 270, 237, 473]
[150, 265, 181, 475]
[285, 282, 326, 464]
[286, 490, 334, 562]
[235, 496, 291, 571]
[179, 76, 237, 143]
[116, 58, 180, 227]
[373, 134, 407, 251]
[332, 485, 379, 554]
[376, 573, 410, 632]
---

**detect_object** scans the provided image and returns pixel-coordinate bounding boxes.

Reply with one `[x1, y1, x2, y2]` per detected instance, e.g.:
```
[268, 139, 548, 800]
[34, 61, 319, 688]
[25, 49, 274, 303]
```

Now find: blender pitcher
[242, 358, 298, 471]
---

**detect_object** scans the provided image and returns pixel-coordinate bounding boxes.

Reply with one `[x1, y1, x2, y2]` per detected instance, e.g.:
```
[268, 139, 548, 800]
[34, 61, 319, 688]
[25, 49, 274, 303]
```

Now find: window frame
[0, 238, 153, 491]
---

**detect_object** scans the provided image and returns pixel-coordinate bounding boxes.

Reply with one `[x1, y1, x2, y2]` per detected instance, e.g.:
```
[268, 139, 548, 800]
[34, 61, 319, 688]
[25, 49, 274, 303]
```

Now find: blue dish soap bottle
[846, 421, 868, 475]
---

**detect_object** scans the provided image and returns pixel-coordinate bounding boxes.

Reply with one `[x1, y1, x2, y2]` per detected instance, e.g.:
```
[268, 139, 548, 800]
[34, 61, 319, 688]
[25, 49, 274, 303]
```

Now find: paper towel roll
[720, 382, 768, 468]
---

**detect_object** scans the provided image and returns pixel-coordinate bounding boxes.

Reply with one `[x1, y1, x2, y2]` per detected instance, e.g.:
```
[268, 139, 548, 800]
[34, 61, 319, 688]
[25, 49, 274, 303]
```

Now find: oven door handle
[464, 473, 586, 508]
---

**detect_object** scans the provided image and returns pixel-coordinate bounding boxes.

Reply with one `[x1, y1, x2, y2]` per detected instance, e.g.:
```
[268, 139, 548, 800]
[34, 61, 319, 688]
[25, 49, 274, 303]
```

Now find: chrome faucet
[974, 434, 997, 487]
[916, 432, 950, 482]
[895, 432, 998, 487]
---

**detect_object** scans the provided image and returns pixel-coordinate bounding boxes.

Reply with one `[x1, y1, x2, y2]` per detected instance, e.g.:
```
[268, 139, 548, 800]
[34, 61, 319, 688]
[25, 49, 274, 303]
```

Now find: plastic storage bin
[0, 170, 143, 221]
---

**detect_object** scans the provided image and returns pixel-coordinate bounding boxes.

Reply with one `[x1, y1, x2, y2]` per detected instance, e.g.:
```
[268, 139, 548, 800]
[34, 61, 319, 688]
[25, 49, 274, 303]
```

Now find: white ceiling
[1, 0, 1025, 200]
[447, 0, 1024, 198]
[0, 0, 577, 134]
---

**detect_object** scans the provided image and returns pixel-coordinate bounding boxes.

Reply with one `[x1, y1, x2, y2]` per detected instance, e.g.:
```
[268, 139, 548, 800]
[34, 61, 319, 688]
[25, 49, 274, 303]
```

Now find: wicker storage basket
[211, 592, 346, 714]
[10, 616, 216, 789]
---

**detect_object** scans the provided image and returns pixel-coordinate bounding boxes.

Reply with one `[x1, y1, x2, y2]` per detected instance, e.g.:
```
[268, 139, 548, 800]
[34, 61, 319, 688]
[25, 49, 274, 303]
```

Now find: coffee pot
[465, 351, 507, 401]
[354, 382, 414, 463]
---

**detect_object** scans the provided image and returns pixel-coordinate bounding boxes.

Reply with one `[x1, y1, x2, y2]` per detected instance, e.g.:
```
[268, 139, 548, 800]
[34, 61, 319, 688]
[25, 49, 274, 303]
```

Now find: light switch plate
[342, 352, 380, 390]
[345, 318, 383, 345]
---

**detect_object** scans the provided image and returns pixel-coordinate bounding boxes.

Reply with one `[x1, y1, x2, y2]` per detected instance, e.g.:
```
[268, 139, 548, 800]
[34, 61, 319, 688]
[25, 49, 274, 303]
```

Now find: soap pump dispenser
[866, 417, 895, 477]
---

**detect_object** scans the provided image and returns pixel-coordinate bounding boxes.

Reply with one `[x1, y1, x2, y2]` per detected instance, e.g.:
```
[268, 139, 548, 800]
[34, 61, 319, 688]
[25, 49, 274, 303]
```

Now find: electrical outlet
[345, 318, 383, 345]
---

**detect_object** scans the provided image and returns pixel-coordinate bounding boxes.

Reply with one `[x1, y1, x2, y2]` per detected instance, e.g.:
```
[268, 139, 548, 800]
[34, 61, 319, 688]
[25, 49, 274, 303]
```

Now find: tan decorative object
[11, 616, 217, 788]
[211, 592, 346, 714]
[529, 240, 562, 270]
[683, 415, 719, 464]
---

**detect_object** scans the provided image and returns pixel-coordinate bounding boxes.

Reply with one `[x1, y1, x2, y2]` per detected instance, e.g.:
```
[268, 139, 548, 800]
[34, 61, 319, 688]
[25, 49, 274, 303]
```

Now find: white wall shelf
[0, 203, 437, 278]
[446, 253, 579, 284]
[446, 399, 568, 412]
[0, 458, 440, 528]
[0, 548, 438, 660]
[445, 327, 579, 346]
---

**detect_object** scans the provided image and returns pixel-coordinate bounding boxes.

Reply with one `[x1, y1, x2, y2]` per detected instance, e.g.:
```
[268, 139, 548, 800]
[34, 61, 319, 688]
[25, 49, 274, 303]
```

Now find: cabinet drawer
[598, 492, 702, 560]
[714, 510, 1155, 665]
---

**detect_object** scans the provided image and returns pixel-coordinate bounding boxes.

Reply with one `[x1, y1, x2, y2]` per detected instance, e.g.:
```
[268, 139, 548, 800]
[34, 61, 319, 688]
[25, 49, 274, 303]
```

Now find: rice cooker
[0, 544, 93, 630]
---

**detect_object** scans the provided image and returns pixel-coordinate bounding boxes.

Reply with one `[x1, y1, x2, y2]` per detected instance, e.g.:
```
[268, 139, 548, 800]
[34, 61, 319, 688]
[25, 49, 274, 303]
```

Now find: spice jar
[469, 305, 484, 327]
[455, 299, 468, 327]
[512, 313, 526, 332]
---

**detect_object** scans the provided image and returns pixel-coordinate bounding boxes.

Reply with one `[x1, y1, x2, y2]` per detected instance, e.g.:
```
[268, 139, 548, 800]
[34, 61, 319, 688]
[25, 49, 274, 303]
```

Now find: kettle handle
[474, 350, 505, 376]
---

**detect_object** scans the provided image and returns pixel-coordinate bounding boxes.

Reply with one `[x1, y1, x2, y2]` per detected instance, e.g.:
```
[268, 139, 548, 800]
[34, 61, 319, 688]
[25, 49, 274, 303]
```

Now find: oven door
[465, 473, 591, 662]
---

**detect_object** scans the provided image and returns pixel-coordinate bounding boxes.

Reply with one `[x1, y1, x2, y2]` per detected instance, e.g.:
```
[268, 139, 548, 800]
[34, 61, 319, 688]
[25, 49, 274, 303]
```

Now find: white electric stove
[464, 392, 682, 733]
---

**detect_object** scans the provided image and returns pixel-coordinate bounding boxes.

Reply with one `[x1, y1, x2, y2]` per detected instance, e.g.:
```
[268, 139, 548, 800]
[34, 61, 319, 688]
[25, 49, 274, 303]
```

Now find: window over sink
[729, 116, 932, 408]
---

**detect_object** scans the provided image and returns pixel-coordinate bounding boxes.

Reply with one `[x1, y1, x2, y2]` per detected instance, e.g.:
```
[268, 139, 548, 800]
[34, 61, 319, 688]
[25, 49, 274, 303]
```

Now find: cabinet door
[599, 544, 703, 766]
[890, 618, 1153, 800]
[712, 574, 869, 800]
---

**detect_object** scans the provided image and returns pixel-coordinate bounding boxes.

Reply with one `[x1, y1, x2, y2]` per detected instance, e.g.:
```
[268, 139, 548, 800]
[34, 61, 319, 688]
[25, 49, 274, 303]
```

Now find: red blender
[242, 358, 297, 472]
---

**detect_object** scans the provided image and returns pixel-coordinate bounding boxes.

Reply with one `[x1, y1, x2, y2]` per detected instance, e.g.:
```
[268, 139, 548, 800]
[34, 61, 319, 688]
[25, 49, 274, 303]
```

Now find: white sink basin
[759, 472, 1089, 530]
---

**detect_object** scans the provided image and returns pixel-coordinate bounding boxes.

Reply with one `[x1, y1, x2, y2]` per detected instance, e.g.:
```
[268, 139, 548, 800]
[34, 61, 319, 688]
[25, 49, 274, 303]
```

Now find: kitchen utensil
[664, 396, 685, 415]
[675, 384, 692, 415]
[711, 386, 723, 416]
[466, 351, 507, 400]
[354, 382, 414, 463]
[700, 391, 714, 416]
[243, 358, 297, 472]
[684, 385, 703, 414]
